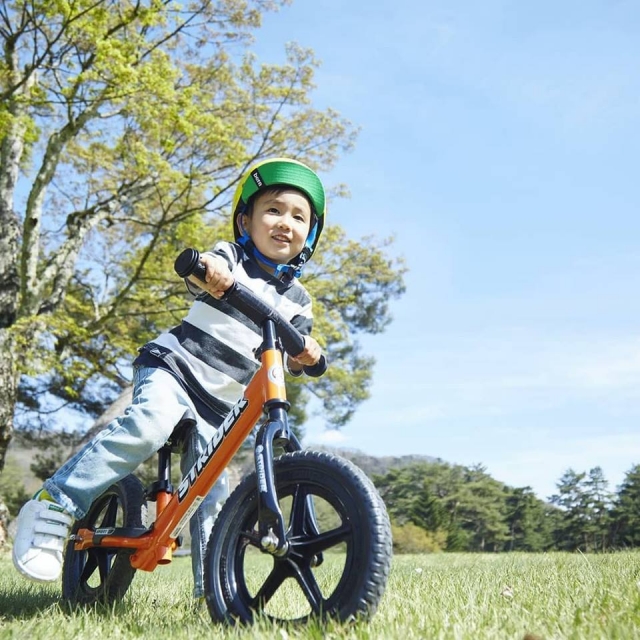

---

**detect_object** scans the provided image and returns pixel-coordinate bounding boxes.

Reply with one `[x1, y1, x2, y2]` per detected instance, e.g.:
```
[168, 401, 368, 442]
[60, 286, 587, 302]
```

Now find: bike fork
[254, 405, 322, 558]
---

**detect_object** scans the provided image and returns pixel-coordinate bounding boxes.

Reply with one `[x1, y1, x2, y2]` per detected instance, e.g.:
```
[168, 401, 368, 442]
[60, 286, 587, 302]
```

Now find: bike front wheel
[62, 474, 147, 606]
[204, 450, 392, 624]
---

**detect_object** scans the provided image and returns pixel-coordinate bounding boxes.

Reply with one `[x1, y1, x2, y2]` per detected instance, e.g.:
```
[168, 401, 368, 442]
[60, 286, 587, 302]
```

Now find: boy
[12, 158, 325, 598]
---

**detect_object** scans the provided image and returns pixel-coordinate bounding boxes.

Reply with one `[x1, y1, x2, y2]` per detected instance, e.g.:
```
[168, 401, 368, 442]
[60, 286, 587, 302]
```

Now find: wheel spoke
[79, 550, 99, 583]
[288, 485, 309, 536]
[291, 563, 324, 614]
[100, 497, 119, 527]
[97, 551, 112, 582]
[250, 562, 289, 609]
[293, 523, 351, 556]
[239, 528, 262, 548]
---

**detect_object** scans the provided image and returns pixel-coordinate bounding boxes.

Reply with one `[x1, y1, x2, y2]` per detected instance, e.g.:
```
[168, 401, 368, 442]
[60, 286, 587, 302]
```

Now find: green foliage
[0, 0, 405, 451]
[374, 463, 450, 531]
[550, 467, 614, 552]
[375, 459, 640, 554]
[29, 447, 66, 482]
[391, 521, 447, 554]
[583, 466, 613, 552]
[611, 463, 640, 547]
[504, 486, 556, 552]
[376, 460, 561, 553]
[302, 228, 406, 426]
[0, 462, 30, 516]
[450, 465, 510, 552]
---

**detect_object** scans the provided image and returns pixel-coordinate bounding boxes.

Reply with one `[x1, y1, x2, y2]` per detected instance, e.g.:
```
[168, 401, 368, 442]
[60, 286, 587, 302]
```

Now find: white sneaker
[12, 499, 73, 582]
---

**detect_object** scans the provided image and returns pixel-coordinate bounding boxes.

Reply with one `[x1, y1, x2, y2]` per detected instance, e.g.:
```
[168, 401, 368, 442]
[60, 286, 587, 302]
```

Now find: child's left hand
[288, 336, 322, 371]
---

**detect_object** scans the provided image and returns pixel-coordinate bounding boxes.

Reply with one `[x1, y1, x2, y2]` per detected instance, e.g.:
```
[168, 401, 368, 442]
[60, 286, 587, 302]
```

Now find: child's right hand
[188, 254, 234, 299]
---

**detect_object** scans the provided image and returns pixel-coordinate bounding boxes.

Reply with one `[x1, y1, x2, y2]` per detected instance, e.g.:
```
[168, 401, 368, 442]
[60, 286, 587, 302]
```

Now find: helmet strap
[237, 233, 301, 282]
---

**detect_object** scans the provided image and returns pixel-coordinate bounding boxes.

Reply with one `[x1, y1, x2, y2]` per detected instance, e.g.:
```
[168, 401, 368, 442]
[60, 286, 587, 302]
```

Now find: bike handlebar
[174, 248, 327, 378]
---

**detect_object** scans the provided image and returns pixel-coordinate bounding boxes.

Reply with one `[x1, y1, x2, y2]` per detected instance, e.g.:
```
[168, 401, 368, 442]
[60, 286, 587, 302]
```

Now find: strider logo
[251, 169, 264, 188]
[255, 445, 268, 493]
[177, 398, 249, 502]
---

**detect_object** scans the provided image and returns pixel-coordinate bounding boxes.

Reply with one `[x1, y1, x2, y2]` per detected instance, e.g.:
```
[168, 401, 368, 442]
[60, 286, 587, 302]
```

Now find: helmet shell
[232, 158, 326, 264]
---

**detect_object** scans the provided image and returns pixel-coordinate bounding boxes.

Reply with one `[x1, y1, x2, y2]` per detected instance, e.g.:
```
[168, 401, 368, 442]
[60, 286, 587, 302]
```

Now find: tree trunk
[0, 48, 25, 472]
[0, 328, 19, 473]
[0, 499, 8, 549]
[0, 329, 19, 546]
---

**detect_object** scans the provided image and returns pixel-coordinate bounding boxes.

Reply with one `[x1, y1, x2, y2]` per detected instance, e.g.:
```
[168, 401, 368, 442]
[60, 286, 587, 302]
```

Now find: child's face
[242, 189, 312, 267]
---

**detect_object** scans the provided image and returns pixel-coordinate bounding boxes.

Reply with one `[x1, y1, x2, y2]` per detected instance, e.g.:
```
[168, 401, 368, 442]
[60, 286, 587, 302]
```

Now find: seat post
[146, 444, 174, 513]
[158, 445, 171, 486]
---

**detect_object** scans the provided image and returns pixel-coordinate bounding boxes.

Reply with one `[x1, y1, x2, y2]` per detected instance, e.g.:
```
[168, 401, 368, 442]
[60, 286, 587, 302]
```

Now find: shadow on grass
[0, 585, 133, 621]
[0, 586, 61, 620]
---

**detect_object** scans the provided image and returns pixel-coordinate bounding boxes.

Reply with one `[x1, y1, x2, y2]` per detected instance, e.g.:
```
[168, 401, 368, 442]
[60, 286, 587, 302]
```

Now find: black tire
[204, 451, 392, 624]
[62, 474, 147, 606]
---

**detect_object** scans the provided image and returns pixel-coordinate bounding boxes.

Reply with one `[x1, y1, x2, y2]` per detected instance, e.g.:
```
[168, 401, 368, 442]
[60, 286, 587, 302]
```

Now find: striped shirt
[134, 241, 313, 422]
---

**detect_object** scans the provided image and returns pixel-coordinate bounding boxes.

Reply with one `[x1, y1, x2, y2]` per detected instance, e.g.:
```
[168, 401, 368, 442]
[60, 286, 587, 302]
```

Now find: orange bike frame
[72, 343, 289, 572]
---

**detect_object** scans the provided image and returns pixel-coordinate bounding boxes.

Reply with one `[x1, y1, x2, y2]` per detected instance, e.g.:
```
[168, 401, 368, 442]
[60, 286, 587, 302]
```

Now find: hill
[309, 446, 440, 479]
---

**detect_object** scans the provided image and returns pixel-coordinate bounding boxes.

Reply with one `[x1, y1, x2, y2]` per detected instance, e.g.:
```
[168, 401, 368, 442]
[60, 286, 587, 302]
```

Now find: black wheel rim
[230, 479, 355, 621]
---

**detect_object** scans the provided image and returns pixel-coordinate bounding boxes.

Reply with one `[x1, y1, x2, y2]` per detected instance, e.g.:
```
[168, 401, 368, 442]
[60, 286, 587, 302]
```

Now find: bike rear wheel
[62, 474, 147, 606]
[204, 450, 392, 624]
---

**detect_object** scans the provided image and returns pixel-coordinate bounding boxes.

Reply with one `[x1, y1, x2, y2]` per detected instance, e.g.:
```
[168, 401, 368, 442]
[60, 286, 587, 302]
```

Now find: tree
[504, 486, 556, 552]
[549, 467, 613, 551]
[0, 0, 405, 472]
[582, 466, 613, 551]
[549, 469, 588, 550]
[611, 463, 640, 547]
[448, 465, 509, 552]
[375, 461, 511, 552]
[374, 463, 449, 534]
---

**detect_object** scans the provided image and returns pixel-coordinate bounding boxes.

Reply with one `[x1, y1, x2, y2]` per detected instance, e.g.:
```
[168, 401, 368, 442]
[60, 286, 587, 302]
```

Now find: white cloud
[305, 427, 348, 448]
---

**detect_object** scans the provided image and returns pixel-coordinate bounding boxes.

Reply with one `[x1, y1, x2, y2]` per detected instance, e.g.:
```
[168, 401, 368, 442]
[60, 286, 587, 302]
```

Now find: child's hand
[188, 254, 234, 299]
[288, 336, 322, 371]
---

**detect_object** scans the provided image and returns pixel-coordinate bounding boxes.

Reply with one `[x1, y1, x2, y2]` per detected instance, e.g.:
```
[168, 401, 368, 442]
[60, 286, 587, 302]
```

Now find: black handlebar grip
[303, 355, 327, 378]
[174, 248, 207, 282]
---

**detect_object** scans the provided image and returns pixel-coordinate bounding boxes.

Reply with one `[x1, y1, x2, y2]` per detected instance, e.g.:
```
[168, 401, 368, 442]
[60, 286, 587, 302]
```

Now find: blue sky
[252, 0, 640, 500]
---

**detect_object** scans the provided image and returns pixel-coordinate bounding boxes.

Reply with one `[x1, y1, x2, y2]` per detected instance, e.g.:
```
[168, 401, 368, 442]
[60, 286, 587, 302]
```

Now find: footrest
[91, 526, 149, 544]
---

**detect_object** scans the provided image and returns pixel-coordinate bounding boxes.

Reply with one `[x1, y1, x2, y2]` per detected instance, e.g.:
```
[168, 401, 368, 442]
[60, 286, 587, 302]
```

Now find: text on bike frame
[177, 398, 249, 502]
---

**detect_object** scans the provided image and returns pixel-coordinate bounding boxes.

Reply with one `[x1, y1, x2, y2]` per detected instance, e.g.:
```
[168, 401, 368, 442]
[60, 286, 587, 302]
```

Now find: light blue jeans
[44, 365, 230, 598]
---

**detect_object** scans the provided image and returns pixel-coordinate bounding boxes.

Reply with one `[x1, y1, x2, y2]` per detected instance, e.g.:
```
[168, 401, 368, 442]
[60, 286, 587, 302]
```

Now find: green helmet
[231, 157, 326, 279]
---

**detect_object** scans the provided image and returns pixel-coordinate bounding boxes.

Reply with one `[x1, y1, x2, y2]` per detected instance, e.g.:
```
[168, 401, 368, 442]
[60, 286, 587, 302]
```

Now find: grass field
[1, 550, 639, 639]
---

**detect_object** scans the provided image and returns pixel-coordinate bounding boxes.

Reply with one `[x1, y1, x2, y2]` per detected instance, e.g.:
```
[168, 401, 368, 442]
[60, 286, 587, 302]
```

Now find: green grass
[1, 551, 640, 639]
